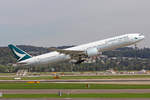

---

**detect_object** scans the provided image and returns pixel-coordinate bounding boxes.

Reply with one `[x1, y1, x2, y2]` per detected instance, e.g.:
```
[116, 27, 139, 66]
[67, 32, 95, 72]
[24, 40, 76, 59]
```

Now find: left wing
[48, 48, 88, 60]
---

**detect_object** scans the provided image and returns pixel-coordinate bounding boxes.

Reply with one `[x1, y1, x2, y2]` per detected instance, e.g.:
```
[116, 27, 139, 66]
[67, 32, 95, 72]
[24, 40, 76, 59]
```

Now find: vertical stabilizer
[8, 44, 32, 61]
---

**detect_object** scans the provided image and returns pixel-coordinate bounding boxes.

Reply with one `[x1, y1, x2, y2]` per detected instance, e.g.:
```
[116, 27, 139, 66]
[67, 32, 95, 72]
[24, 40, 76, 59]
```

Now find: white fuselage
[18, 33, 145, 65]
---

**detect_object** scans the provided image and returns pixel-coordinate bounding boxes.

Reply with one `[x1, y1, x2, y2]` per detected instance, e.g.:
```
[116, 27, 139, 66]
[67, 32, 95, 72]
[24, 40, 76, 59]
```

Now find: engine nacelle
[86, 48, 99, 57]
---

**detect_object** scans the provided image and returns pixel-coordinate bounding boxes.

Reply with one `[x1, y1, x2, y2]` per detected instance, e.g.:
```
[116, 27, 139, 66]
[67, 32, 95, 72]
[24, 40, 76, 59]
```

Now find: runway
[1, 79, 150, 84]
[1, 89, 150, 94]
[0, 98, 149, 100]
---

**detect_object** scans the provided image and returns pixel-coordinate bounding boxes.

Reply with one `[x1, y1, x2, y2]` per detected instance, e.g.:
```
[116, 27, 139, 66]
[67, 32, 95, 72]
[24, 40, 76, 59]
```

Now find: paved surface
[1, 79, 150, 83]
[1, 89, 150, 94]
[0, 98, 150, 100]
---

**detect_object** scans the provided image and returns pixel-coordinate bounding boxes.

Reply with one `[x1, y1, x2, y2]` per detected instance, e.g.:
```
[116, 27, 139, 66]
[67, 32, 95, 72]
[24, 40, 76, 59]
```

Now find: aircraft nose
[140, 35, 145, 39]
[138, 33, 145, 39]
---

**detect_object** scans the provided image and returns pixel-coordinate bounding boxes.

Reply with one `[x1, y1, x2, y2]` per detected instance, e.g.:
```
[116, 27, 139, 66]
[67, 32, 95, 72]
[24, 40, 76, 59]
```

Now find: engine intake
[86, 48, 99, 57]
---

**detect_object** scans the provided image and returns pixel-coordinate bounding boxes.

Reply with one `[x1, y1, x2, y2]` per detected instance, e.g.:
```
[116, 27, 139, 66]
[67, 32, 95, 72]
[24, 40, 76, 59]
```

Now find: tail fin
[8, 44, 32, 61]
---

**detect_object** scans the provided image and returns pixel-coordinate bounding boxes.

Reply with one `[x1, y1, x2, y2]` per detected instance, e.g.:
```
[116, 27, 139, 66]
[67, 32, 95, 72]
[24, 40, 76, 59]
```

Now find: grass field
[0, 75, 150, 80]
[2, 93, 150, 98]
[1, 83, 150, 89]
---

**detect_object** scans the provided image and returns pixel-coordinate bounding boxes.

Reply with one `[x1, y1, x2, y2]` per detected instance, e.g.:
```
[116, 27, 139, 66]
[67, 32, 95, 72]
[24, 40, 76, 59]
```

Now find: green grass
[1, 75, 150, 80]
[0, 73, 15, 76]
[3, 93, 150, 98]
[1, 83, 150, 89]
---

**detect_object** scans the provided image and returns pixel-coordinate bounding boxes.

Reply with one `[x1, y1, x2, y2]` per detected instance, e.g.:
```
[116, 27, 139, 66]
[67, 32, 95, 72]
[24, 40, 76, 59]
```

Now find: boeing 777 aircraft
[8, 33, 145, 66]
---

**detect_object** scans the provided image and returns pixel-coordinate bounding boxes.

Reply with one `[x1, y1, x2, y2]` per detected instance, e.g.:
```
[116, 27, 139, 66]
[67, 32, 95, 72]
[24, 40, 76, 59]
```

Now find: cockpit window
[135, 37, 138, 39]
[139, 33, 143, 36]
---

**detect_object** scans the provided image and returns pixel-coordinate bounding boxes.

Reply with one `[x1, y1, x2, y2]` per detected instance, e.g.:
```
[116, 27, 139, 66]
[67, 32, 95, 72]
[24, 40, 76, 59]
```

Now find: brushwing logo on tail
[12, 48, 26, 61]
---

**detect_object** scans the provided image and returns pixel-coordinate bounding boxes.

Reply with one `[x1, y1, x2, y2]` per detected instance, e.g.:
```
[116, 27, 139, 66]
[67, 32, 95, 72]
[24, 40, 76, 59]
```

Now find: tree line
[0, 45, 150, 72]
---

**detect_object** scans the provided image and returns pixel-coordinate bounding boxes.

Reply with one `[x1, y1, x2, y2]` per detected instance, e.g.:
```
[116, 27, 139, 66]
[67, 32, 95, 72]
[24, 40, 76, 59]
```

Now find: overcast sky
[0, 0, 150, 48]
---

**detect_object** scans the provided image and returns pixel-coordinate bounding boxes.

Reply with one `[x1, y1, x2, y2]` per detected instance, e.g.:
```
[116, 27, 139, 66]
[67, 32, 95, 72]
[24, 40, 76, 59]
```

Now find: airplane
[8, 33, 145, 66]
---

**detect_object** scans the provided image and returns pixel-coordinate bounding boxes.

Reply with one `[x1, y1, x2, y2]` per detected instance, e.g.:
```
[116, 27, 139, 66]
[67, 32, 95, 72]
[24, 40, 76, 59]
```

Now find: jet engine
[86, 48, 99, 57]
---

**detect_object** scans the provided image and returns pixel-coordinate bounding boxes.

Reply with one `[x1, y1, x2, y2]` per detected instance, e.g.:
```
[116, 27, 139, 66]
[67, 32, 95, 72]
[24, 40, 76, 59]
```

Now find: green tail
[8, 44, 32, 61]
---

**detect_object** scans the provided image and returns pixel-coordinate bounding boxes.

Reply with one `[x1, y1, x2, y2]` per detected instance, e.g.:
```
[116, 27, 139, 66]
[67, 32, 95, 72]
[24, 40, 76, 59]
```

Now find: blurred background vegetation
[0, 45, 150, 73]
